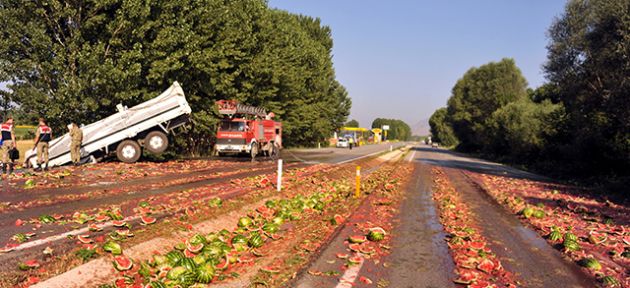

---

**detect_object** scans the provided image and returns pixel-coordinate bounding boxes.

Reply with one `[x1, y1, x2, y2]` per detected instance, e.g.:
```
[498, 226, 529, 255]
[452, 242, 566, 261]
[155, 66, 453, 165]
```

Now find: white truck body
[25, 82, 192, 168]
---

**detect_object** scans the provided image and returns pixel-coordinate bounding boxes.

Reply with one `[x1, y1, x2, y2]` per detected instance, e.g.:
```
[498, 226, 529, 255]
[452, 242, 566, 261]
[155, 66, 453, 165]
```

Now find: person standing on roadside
[33, 118, 52, 171]
[348, 137, 354, 150]
[69, 122, 83, 166]
[0, 117, 16, 175]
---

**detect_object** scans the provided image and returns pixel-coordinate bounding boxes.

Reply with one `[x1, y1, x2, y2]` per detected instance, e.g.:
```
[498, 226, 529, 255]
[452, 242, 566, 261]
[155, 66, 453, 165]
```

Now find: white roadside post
[277, 159, 283, 192]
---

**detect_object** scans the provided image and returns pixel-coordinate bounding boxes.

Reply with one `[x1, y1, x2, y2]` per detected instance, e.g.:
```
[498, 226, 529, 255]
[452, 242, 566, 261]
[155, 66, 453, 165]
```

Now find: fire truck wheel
[145, 131, 169, 154]
[250, 143, 259, 159]
[116, 140, 142, 163]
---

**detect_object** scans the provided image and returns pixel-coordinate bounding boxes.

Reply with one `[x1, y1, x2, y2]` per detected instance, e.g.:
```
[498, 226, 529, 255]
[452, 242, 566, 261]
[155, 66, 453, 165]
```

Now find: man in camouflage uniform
[69, 122, 83, 166]
[34, 118, 53, 171]
[0, 117, 16, 175]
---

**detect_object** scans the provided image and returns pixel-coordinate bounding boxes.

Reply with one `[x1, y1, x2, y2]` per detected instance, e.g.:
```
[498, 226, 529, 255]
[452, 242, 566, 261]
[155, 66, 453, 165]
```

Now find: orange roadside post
[355, 166, 361, 198]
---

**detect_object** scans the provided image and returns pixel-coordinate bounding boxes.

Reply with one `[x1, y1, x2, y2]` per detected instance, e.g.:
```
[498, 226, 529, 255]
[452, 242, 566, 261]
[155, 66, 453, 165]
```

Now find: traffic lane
[416, 147, 595, 287]
[381, 150, 455, 287]
[282, 142, 406, 164]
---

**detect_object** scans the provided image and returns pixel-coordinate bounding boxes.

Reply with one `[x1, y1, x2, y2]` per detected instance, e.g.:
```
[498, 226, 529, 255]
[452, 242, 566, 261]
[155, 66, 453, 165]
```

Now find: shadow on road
[412, 146, 547, 182]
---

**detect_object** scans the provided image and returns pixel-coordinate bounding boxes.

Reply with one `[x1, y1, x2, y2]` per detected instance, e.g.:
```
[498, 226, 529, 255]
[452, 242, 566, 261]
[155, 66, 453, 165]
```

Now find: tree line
[0, 0, 351, 154]
[430, 0, 629, 180]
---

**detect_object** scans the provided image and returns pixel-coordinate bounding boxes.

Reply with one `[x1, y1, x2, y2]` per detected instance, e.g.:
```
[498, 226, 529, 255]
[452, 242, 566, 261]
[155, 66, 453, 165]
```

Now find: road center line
[408, 149, 417, 163]
[335, 144, 400, 165]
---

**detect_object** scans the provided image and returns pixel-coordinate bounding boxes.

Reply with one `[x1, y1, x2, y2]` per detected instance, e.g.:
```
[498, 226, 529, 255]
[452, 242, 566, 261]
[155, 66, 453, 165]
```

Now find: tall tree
[545, 0, 630, 175]
[429, 107, 458, 147]
[446, 58, 528, 151]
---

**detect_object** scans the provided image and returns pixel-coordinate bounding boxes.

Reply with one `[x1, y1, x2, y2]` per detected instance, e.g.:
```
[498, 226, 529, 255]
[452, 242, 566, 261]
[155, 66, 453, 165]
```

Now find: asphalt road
[293, 145, 594, 288]
[282, 142, 405, 164]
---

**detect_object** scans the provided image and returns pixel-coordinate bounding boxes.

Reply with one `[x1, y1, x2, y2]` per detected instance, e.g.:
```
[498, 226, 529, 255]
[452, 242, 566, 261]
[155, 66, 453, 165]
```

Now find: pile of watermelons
[109, 192, 333, 288]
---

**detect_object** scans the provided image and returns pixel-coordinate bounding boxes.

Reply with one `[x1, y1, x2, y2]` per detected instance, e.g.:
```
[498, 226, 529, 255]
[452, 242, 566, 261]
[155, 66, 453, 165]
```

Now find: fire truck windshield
[219, 121, 246, 132]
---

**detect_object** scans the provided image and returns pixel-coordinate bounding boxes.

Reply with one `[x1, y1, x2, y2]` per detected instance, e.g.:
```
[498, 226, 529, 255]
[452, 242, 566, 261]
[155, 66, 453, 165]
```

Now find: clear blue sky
[269, 0, 567, 129]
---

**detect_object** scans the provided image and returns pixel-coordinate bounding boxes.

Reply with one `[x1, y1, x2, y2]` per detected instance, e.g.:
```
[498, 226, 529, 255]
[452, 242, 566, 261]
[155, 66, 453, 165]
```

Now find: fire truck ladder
[216, 100, 267, 118]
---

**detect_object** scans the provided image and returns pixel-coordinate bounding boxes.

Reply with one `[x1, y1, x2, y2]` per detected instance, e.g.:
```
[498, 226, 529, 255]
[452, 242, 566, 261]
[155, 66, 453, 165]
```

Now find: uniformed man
[0, 117, 16, 175]
[34, 118, 52, 171]
[69, 122, 83, 166]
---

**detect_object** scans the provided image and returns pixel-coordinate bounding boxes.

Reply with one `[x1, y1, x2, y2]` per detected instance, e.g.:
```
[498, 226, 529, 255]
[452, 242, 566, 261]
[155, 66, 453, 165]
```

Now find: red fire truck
[214, 100, 282, 160]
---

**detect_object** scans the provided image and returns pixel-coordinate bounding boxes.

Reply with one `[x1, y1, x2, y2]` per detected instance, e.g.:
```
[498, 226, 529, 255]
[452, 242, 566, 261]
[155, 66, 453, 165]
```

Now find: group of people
[0, 117, 84, 175]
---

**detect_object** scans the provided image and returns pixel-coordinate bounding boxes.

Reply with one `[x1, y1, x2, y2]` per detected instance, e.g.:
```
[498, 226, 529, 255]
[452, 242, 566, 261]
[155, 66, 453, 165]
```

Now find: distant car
[336, 138, 349, 148]
[432, 142, 439, 148]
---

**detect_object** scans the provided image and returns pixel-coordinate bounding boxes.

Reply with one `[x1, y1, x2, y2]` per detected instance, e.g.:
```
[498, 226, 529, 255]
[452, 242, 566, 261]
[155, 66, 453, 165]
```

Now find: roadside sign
[382, 125, 390, 130]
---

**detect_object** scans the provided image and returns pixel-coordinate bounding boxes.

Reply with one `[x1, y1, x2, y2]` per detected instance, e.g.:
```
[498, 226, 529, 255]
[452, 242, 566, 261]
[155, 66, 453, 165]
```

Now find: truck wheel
[144, 131, 168, 154]
[250, 143, 258, 161]
[116, 140, 142, 163]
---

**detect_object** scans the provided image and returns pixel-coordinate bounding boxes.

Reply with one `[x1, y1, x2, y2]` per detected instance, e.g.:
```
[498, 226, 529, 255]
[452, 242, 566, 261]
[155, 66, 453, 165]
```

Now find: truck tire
[144, 131, 169, 154]
[250, 143, 258, 161]
[116, 140, 142, 163]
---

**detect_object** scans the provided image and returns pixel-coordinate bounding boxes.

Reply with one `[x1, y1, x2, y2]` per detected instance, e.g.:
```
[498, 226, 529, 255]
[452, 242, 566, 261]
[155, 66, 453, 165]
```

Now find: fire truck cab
[215, 100, 281, 159]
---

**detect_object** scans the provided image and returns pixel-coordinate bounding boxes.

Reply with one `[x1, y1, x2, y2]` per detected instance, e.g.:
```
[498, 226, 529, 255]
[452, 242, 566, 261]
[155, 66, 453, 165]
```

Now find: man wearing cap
[34, 118, 53, 171]
[69, 122, 83, 166]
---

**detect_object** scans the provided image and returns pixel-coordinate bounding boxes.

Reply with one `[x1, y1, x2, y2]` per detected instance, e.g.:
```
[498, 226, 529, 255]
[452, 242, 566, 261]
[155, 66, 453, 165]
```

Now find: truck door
[258, 123, 264, 140]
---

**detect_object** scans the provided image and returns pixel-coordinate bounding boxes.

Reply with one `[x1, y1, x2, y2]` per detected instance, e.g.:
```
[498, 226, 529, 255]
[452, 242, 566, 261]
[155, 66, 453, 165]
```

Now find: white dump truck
[24, 82, 192, 168]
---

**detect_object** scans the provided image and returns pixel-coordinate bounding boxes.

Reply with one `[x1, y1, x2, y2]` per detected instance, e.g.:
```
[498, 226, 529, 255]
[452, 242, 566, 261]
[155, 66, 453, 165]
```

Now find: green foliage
[544, 0, 630, 176]
[75, 248, 98, 262]
[446, 58, 528, 151]
[345, 119, 360, 128]
[487, 99, 564, 158]
[371, 118, 411, 141]
[0, 0, 350, 153]
[428, 108, 458, 147]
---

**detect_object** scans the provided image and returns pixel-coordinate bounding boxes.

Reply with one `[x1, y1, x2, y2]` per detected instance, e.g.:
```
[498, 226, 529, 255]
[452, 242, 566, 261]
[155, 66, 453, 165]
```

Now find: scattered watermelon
[24, 179, 36, 189]
[347, 255, 362, 265]
[103, 241, 122, 255]
[520, 207, 534, 218]
[336, 253, 349, 259]
[601, 275, 620, 287]
[166, 266, 187, 280]
[367, 227, 386, 242]
[112, 220, 126, 227]
[89, 224, 103, 232]
[113, 255, 133, 271]
[588, 231, 607, 245]
[18, 259, 40, 270]
[248, 232, 264, 248]
[141, 216, 156, 225]
[77, 235, 93, 244]
[38, 214, 55, 224]
[196, 263, 215, 283]
[186, 242, 203, 254]
[237, 217, 253, 228]
[166, 251, 185, 265]
[476, 258, 495, 273]
[260, 266, 280, 274]
[578, 257, 602, 270]
[348, 243, 361, 252]
[348, 235, 367, 244]
[94, 215, 108, 222]
[231, 234, 248, 252]
[548, 227, 563, 242]
[208, 197, 223, 208]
